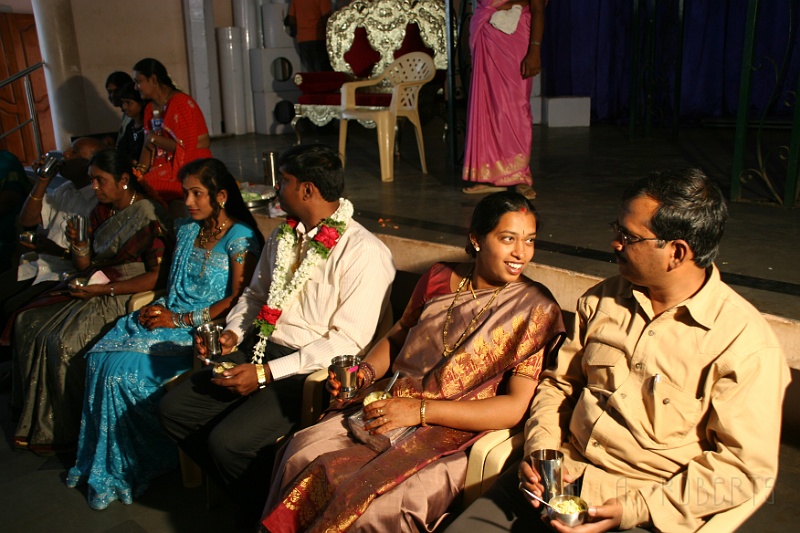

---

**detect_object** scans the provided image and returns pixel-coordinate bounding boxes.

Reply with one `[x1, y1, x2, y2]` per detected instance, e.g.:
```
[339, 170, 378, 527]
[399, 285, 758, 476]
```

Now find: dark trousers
[298, 40, 332, 72]
[158, 342, 306, 512]
[444, 460, 650, 533]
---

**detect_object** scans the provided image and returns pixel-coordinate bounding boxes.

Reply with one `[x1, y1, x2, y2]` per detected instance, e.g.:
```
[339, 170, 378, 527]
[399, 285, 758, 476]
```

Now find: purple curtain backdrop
[540, 0, 799, 123]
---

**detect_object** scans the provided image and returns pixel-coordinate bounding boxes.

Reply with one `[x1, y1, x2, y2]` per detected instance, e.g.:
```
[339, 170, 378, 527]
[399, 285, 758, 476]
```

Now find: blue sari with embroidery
[66, 218, 261, 510]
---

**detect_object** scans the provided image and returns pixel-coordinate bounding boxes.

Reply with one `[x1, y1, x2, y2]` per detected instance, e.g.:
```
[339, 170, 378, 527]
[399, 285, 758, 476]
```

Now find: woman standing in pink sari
[462, 0, 545, 200]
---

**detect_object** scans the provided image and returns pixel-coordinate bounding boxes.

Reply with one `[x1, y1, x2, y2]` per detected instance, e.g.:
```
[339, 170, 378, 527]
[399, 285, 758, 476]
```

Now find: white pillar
[234, 0, 258, 132]
[182, 0, 222, 136]
[217, 27, 248, 135]
[31, 0, 88, 148]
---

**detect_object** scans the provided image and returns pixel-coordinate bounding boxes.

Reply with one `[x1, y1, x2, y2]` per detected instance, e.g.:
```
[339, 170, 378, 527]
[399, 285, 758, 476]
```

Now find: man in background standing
[286, 0, 333, 72]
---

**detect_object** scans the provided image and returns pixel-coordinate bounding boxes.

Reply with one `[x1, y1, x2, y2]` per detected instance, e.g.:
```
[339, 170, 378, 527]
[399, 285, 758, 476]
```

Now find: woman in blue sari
[67, 158, 263, 510]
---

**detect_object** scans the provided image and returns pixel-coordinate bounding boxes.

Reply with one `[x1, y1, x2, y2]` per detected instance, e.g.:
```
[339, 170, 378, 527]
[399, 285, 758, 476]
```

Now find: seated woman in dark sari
[261, 191, 566, 532]
[67, 158, 263, 509]
[11, 148, 172, 453]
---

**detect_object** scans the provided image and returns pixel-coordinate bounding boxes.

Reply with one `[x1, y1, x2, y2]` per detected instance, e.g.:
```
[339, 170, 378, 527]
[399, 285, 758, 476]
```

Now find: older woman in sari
[261, 191, 565, 532]
[67, 159, 263, 509]
[12, 148, 171, 453]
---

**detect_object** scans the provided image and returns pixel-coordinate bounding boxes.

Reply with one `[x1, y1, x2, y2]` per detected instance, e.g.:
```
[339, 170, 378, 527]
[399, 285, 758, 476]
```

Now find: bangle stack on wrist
[191, 307, 211, 327]
[170, 310, 207, 328]
[420, 398, 428, 426]
[360, 361, 376, 388]
[71, 243, 90, 258]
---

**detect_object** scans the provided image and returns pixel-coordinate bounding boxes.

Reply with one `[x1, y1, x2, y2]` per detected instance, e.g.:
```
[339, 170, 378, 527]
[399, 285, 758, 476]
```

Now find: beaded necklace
[110, 191, 136, 217]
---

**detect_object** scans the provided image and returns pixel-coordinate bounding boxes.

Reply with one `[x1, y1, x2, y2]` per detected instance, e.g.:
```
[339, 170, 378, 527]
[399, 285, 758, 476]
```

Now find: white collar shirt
[225, 216, 395, 380]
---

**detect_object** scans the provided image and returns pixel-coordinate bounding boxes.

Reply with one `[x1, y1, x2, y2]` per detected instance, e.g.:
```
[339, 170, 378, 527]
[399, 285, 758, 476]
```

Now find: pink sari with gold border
[462, 0, 534, 187]
[261, 263, 564, 532]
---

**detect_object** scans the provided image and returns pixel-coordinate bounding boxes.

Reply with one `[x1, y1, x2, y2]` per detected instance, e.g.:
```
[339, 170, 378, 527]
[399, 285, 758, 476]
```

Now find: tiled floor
[2, 119, 798, 532]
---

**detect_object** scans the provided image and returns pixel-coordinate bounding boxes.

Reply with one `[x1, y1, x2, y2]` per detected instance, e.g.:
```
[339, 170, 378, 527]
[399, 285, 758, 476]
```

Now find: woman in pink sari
[462, 0, 545, 200]
[260, 191, 564, 532]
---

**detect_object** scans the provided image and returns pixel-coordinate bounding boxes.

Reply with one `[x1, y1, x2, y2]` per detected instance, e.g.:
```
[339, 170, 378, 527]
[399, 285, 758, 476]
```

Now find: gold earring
[123, 184, 128, 190]
[220, 201, 226, 209]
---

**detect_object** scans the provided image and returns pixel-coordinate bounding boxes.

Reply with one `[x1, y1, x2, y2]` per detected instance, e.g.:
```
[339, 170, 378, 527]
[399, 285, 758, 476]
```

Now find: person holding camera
[0, 137, 103, 349]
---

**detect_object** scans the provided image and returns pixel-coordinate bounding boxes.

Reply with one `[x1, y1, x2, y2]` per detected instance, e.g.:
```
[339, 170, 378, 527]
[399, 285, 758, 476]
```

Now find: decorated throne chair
[291, 0, 447, 144]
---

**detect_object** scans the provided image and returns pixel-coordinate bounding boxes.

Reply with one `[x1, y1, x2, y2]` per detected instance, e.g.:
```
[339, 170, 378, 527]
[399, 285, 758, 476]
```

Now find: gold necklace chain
[442, 269, 508, 358]
[198, 218, 228, 248]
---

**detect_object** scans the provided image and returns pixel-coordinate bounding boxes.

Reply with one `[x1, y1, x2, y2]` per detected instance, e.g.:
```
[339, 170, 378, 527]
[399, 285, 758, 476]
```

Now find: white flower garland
[251, 198, 354, 363]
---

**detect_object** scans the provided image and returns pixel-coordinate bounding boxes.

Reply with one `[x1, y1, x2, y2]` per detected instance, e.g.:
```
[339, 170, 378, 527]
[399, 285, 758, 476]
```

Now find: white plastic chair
[338, 52, 436, 182]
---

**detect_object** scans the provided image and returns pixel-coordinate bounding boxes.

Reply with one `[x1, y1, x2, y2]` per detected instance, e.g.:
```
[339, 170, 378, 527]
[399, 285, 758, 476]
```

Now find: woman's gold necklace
[441, 269, 508, 358]
[198, 218, 230, 278]
[198, 218, 228, 248]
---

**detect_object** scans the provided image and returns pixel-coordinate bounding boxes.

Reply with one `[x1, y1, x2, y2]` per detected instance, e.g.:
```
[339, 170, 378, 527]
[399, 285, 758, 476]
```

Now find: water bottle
[151, 108, 163, 133]
[150, 108, 165, 157]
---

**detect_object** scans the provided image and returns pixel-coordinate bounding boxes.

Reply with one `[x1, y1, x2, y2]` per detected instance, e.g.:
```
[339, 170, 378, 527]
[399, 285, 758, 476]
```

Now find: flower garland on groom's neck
[250, 198, 354, 363]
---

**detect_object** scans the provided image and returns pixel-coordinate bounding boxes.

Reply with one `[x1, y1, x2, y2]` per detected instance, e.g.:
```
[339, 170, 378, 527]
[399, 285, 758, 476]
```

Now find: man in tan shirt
[446, 168, 789, 532]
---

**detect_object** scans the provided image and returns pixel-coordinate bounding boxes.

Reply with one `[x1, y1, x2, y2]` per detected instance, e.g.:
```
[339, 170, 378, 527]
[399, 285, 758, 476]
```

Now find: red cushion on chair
[298, 93, 341, 105]
[354, 93, 393, 107]
[395, 23, 435, 59]
[344, 27, 381, 78]
[294, 71, 351, 95]
[298, 92, 393, 107]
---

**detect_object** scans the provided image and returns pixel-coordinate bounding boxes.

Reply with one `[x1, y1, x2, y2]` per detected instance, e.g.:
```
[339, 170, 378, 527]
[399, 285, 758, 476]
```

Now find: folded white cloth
[490, 5, 522, 35]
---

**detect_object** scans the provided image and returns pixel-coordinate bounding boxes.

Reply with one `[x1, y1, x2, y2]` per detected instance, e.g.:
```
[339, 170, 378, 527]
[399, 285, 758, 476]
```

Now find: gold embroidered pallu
[262, 267, 565, 533]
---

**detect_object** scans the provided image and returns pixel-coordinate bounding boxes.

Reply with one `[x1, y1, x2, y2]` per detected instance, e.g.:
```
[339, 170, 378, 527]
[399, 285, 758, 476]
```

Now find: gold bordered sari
[11, 198, 171, 451]
[261, 263, 565, 532]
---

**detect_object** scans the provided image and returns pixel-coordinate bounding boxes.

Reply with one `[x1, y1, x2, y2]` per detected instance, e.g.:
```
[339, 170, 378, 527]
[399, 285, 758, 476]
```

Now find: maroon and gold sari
[261, 263, 565, 533]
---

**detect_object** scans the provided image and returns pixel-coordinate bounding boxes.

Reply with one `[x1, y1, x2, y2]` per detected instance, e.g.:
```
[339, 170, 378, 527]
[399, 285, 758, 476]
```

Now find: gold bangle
[420, 398, 428, 426]
[531, 41, 541, 46]
[29, 192, 44, 201]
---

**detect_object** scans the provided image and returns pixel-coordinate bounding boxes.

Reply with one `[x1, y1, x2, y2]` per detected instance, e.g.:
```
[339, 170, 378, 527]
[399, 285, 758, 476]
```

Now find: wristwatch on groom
[256, 364, 268, 389]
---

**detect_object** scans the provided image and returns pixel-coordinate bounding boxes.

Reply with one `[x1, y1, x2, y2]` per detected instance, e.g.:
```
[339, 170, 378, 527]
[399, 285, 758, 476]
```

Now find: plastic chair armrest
[127, 289, 167, 313]
[341, 75, 387, 107]
[463, 429, 516, 507]
[301, 368, 330, 427]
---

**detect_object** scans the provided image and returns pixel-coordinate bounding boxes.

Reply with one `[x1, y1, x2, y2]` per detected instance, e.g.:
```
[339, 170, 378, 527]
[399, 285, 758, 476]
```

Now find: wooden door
[0, 13, 54, 165]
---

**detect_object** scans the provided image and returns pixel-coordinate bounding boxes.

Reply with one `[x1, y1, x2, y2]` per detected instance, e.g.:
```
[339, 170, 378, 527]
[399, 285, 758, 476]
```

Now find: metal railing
[731, 0, 798, 208]
[0, 62, 45, 157]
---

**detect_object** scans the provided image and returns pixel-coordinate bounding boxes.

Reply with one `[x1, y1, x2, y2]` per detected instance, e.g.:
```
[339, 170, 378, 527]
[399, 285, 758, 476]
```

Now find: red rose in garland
[314, 225, 341, 250]
[257, 306, 282, 325]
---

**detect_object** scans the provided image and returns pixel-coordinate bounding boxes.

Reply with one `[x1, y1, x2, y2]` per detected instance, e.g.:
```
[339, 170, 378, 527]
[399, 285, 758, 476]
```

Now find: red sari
[142, 92, 212, 203]
[261, 263, 565, 532]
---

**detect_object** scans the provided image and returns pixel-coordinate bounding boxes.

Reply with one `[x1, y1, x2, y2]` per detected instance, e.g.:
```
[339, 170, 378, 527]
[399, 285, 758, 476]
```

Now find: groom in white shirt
[159, 144, 395, 523]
